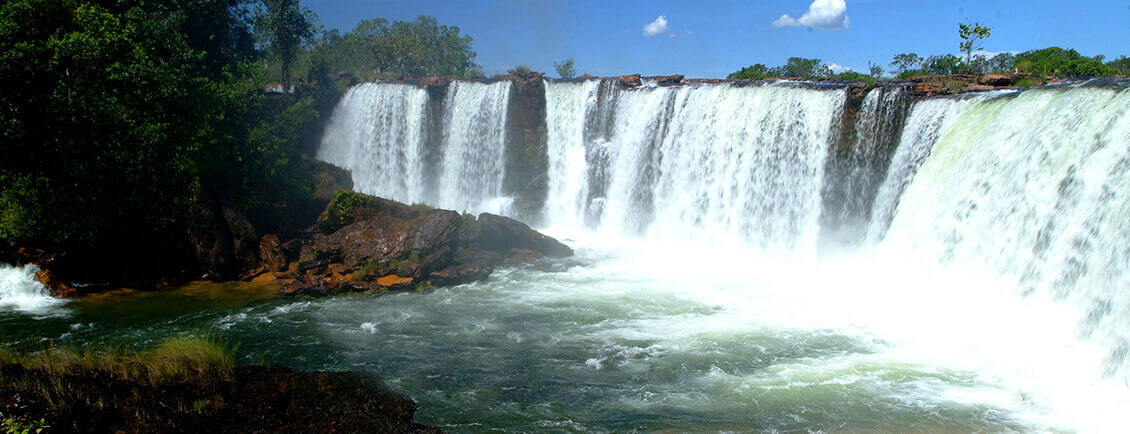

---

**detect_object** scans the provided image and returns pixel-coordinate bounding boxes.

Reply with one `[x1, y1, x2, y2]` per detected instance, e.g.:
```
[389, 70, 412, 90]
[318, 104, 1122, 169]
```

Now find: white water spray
[0, 264, 67, 313]
[882, 84, 1130, 383]
[318, 83, 430, 204]
[311, 78, 1130, 431]
[436, 81, 512, 212]
[544, 82, 844, 254]
[318, 80, 513, 213]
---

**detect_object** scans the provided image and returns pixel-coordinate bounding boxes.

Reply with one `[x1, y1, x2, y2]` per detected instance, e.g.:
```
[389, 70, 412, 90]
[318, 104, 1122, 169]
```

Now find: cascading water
[543, 80, 599, 229]
[544, 81, 844, 254]
[866, 96, 975, 242]
[318, 80, 512, 213]
[821, 86, 910, 246]
[880, 83, 1130, 387]
[435, 81, 512, 213]
[8, 78, 1129, 432]
[318, 82, 431, 205]
[0, 264, 67, 313]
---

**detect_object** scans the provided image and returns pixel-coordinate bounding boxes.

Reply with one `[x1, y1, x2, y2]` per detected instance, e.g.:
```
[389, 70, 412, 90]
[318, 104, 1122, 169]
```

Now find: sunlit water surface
[4, 230, 1128, 432]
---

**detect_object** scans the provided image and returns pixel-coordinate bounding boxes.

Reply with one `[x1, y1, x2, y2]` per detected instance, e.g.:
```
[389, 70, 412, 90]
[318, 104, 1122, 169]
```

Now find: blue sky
[301, 0, 1130, 78]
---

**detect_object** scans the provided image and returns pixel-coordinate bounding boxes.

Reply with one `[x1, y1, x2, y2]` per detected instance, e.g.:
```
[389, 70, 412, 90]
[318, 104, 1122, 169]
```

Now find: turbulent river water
[4, 78, 1130, 432]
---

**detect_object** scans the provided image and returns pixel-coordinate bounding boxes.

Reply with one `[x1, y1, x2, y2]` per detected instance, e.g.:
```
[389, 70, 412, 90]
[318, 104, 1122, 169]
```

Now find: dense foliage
[1013, 47, 1116, 77]
[732, 21, 1126, 81]
[0, 0, 296, 249]
[0, 0, 478, 262]
[728, 57, 831, 80]
[255, 0, 315, 90]
[554, 58, 576, 79]
[295, 15, 483, 81]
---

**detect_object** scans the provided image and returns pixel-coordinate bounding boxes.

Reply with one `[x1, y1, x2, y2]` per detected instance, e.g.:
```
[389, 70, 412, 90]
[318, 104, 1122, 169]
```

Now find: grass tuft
[0, 335, 235, 386]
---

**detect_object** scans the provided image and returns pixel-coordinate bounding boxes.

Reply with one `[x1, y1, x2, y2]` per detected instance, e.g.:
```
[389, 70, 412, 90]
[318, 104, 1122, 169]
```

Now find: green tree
[1108, 56, 1130, 75]
[986, 52, 1016, 74]
[770, 57, 831, 80]
[367, 16, 481, 78]
[1014, 47, 1116, 77]
[924, 54, 962, 75]
[959, 21, 991, 64]
[554, 57, 576, 79]
[727, 63, 770, 80]
[889, 53, 923, 76]
[0, 0, 324, 269]
[255, 0, 316, 91]
[835, 71, 873, 82]
[868, 61, 884, 78]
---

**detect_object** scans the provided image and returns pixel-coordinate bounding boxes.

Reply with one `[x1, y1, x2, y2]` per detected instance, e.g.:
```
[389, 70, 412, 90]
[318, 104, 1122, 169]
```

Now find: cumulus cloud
[772, 0, 850, 30]
[828, 63, 851, 74]
[643, 15, 669, 36]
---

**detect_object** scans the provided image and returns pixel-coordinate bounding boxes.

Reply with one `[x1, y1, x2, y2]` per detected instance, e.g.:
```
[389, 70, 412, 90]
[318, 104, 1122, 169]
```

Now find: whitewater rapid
[0, 264, 68, 313]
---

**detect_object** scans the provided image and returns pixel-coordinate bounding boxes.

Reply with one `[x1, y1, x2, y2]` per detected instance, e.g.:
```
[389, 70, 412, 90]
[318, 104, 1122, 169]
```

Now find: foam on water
[0, 264, 68, 314]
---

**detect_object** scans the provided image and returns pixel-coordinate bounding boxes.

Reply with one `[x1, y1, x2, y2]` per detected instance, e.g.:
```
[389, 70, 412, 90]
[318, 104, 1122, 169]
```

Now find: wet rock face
[467, 213, 573, 258]
[277, 192, 573, 296]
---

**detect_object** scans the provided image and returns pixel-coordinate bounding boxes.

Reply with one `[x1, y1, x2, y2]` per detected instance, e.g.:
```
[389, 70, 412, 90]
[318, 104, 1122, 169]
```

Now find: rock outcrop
[613, 73, 642, 88]
[274, 191, 572, 296]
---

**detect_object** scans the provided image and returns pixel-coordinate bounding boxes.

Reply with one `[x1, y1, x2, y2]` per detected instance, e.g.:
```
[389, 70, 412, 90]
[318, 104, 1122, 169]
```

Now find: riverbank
[3, 185, 572, 302]
[0, 337, 439, 432]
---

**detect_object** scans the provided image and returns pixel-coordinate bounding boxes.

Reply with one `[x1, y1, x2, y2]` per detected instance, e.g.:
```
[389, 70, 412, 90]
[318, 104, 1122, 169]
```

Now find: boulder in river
[277, 191, 572, 296]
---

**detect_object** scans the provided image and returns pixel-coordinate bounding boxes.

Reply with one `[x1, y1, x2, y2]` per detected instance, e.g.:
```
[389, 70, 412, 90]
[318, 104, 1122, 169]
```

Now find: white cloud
[973, 49, 1019, 59]
[643, 15, 669, 36]
[772, 0, 850, 30]
[828, 63, 851, 74]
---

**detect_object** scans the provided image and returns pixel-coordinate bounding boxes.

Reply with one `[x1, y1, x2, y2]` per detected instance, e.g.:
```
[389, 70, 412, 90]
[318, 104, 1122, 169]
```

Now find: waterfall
[318, 78, 1130, 388]
[821, 86, 911, 246]
[543, 81, 844, 254]
[865, 95, 981, 242]
[318, 83, 430, 205]
[543, 80, 598, 228]
[0, 264, 67, 313]
[879, 83, 1130, 383]
[318, 80, 512, 214]
[436, 81, 512, 213]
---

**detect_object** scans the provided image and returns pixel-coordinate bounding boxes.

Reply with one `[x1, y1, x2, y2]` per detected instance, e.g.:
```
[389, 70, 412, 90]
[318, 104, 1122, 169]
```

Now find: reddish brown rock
[419, 76, 455, 86]
[979, 73, 1019, 86]
[645, 74, 685, 86]
[613, 74, 642, 88]
[276, 192, 572, 296]
[912, 82, 949, 95]
[376, 274, 414, 288]
[427, 264, 492, 286]
[258, 234, 288, 273]
[35, 267, 77, 298]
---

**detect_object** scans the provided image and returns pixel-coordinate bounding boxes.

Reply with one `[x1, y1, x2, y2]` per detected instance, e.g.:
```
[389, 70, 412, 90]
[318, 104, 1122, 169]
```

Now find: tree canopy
[727, 58, 830, 80]
[255, 0, 316, 90]
[299, 15, 482, 81]
[1013, 47, 1116, 77]
[959, 21, 991, 64]
[0, 0, 490, 255]
[554, 58, 576, 79]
